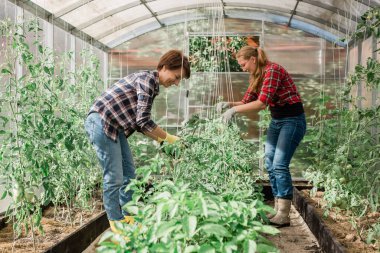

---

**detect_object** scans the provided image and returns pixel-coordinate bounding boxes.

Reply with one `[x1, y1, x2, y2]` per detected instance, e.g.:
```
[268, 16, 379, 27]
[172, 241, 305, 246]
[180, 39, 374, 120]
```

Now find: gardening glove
[215, 102, 230, 113]
[157, 133, 180, 144]
[221, 107, 236, 123]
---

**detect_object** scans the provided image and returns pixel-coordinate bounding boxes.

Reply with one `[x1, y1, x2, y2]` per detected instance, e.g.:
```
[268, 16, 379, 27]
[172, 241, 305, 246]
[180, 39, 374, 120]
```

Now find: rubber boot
[266, 197, 278, 219]
[269, 198, 291, 227]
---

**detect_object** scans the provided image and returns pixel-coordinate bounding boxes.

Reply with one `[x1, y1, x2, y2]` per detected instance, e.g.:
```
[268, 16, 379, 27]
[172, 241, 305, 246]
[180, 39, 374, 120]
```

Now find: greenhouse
[0, 0, 379, 252]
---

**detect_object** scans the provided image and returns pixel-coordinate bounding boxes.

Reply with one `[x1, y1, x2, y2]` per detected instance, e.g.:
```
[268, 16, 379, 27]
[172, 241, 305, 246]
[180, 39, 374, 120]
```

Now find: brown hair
[157, 50, 191, 79]
[236, 46, 268, 92]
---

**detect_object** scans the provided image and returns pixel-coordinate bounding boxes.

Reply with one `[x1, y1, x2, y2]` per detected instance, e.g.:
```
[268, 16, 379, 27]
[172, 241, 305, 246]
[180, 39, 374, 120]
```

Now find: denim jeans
[265, 113, 306, 200]
[84, 112, 135, 221]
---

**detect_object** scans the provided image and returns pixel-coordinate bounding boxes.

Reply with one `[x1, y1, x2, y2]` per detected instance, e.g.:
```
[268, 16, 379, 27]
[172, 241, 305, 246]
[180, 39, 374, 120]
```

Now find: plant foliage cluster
[0, 18, 102, 245]
[304, 7, 380, 247]
[97, 116, 280, 253]
[189, 36, 248, 72]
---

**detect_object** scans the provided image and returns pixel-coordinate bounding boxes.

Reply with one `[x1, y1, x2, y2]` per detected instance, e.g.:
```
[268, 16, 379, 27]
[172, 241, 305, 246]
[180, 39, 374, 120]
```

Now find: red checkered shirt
[89, 70, 159, 141]
[241, 62, 302, 107]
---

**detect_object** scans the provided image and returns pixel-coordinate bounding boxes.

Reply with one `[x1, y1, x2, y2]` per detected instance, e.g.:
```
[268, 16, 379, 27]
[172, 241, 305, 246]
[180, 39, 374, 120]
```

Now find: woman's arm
[229, 101, 244, 107]
[142, 126, 167, 141]
[234, 100, 266, 113]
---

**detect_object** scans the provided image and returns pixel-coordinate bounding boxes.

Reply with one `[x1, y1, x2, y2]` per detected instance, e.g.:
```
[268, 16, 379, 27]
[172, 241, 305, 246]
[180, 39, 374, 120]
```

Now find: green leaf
[199, 244, 215, 253]
[125, 205, 139, 215]
[156, 220, 180, 238]
[256, 243, 278, 253]
[260, 225, 280, 235]
[151, 191, 171, 201]
[0, 130, 6, 135]
[243, 239, 257, 253]
[1, 191, 7, 200]
[183, 215, 197, 237]
[64, 137, 75, 151]
[26, 82, 37, 91]
[200, 196, 208, 218]
[199, 223, 231, 237]
[1, 68, 12, 75]
[150, 243, 171, 252]
[184, 245, 200, 253]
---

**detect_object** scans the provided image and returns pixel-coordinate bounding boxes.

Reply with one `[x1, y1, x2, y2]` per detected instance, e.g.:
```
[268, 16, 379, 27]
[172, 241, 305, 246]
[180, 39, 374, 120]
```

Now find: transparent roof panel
[148, 0, 221, 14]
[60, 0, 138, 28]
[32, 0, 84, 16]
[100, 17, 160, 47]
[224, 0, 297, 10]
[83, 5, 151, 40]
[27, 0, 380, 48]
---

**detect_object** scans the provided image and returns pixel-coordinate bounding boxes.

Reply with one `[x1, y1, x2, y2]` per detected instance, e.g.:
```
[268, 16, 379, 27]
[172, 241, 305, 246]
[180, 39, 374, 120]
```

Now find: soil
[0, 197, 104, 253]
[300, 189, 380, 253]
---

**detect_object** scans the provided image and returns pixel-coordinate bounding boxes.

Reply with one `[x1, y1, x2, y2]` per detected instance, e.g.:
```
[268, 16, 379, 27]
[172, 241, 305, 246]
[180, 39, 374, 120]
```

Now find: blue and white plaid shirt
[89, 70, 160, 141]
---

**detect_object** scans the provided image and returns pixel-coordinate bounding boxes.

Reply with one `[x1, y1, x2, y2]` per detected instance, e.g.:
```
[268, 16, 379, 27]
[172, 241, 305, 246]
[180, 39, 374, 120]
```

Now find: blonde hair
[236, 46, 268, 92]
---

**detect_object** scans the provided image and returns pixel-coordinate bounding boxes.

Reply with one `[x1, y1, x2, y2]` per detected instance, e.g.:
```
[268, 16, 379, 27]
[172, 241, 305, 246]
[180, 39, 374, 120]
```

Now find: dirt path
[267, 205, 322, 253]
[83, 205, 322, 253]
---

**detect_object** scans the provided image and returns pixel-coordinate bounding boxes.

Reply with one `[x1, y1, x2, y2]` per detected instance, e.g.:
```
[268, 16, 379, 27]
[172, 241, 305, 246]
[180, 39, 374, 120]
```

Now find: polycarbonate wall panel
[360, 37, 376, 108]
[54, 26, 73, 54]
[264, 34, 322, 76]
[0, 0, 17, 21]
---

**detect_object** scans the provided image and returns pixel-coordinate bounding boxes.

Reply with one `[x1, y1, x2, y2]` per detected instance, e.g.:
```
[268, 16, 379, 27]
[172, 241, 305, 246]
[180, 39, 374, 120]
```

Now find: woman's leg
[84, 113, 124, 221]
[272, 114, 306, 200]
[265, 120, 280, 198]
[269, 114, 306, 226]
[118, 131, 136, 217]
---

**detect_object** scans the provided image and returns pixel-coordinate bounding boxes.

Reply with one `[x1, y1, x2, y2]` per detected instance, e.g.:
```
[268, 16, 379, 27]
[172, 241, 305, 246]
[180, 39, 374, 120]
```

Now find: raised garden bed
[1, 181, 365, 253]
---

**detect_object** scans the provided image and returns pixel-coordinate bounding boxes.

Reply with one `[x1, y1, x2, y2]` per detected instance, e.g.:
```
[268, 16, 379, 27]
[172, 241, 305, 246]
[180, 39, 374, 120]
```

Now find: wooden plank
[293, 187, 347, 253]
[44, 211, 108, 253]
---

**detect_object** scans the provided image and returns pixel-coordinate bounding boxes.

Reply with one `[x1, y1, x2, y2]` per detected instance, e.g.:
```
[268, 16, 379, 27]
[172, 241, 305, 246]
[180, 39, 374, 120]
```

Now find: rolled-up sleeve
[258, 66, 281, 106]
[135, 79, 157, 132]
[241, 88, 258, 104]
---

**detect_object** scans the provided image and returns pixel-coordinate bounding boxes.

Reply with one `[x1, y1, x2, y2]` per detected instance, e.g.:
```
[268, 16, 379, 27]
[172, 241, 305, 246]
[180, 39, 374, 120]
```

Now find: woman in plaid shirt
[84, 50, 190, 233]
[217, 46, 306, 227]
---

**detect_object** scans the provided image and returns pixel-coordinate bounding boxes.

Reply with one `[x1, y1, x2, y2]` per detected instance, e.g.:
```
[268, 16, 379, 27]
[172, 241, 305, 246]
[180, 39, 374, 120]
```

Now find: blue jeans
[84, 112, 135, 221]
[265, 114, 306, 200]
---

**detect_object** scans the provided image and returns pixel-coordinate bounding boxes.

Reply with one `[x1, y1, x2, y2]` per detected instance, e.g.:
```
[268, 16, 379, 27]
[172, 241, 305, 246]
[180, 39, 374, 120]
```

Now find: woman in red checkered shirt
[217, 46, 306, 227]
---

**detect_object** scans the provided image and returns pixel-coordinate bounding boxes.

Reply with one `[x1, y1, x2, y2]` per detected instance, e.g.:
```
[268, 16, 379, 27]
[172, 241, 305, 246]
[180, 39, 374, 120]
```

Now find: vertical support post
[15, 5, 23, 80]
[258, 19, 265, 176]
[184, 31, 190, 124]
[43, 19, 53, 49]
[357, 41, 362, 109]
[70, 34, 75, 85]
[103, 51, 108, 89]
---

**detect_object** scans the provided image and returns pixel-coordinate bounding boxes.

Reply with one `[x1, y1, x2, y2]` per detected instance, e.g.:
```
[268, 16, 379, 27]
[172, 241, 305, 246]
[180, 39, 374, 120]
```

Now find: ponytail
[236, 46, 268, 92]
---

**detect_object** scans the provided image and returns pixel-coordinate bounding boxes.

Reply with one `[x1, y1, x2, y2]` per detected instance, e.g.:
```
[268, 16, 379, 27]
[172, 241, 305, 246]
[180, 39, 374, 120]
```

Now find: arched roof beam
[105, 11, 347, 48]
[354, 0, 380, 7]
[140, 0, 164, 27]
[96, 4, 348, 42]
[55, 0, 95, 18]
[287, 0, 300, 26]
[76, 0, 358, 32]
